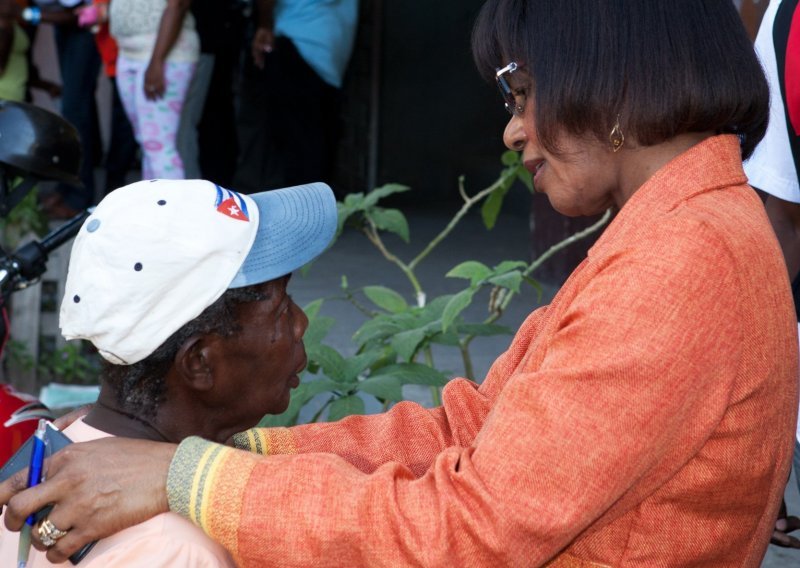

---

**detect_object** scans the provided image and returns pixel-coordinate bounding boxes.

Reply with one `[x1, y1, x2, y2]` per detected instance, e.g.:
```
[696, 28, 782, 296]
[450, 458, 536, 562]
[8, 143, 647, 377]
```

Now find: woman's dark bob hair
[472, 0, 769, 159]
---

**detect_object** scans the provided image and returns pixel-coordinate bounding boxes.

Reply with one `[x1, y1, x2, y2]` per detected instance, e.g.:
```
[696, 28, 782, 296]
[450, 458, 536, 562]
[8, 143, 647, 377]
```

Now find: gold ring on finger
[38, 518, 69, 548]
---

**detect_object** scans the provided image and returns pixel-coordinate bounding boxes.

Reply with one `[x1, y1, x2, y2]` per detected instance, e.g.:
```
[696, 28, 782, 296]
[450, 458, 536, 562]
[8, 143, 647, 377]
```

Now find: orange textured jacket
[168, 135, 799, 567]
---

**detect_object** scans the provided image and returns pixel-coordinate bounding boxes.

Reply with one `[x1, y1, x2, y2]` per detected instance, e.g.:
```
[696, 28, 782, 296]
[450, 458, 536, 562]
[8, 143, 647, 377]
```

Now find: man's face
[211, 275, 308, 435]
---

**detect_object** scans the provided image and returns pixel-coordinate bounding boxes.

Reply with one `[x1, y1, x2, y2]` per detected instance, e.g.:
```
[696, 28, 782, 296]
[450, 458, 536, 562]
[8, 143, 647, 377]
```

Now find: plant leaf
[428, 330, 461, 346]
[337, 200, 361, 235]
[328, 395, 366, 422]
[303, 299, 324, 320]
[302, 314, 335, 348]
[343, 349, 384, 379]
[442, 287, 476, 332]
[353, 317, 405, 347]
[446, 261, 491, 286]
[501, 150, 520, 166]
[488, 271, 523, 293]
[362, 183, 411, 208]
[493, 260, 527, 273]
[458, 323, 513, 337]
[369, 362, 449, 387]
[307, 344, 349, 382]
[517, 167, 534, 192]
[363, 285, 409, 314]
[358, 375, 404, 402]
[368, 207, 410, 243]
[391, 328, 427, 361]
[258, 378, 339, 427]
[481, 182, 510, 230]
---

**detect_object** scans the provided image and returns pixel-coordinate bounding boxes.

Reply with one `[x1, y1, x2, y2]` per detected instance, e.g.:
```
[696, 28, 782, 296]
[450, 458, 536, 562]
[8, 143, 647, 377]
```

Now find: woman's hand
[144, 59, 166, 100]
[0, 437, 176, 563]
[53, 404, 92, 430]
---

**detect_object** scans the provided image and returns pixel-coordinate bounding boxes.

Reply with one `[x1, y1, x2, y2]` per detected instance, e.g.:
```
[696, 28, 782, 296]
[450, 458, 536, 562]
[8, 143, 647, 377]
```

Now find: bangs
[471, 0, 768, 159]
[472, 0, 531, 83]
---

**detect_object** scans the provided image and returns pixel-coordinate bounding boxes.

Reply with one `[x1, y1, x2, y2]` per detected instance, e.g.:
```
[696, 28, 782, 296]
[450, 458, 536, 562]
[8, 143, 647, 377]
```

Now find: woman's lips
[524, 159, 545, 190]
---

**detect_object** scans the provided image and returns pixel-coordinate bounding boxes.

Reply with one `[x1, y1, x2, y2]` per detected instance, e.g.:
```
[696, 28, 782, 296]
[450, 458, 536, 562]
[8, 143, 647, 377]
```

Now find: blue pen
[17, 419, 48, 568]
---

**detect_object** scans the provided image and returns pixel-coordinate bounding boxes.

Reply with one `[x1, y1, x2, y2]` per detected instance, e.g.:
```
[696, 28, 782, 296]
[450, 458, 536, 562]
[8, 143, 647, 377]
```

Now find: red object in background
[787, 2, 800, 135]
[89, 0, 119, 78]
[0, 383, 53, 464]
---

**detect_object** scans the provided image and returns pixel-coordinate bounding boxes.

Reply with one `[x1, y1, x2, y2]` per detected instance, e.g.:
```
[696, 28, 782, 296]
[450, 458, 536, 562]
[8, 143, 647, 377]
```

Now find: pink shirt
[0, 419, 235, 567]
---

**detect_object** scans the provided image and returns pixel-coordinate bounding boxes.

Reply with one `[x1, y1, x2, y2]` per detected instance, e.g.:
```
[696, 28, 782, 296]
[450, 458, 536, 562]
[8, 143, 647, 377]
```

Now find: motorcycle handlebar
[0, 208, 92, 295]
[39, 208, 91, 254]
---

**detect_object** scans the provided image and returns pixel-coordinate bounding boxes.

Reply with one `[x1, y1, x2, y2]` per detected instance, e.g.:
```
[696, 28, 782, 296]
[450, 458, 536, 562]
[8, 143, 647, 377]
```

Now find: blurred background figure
[176, 0, 245, 186]
[742, 0, 800, 549]
[33, 0, 101, 218]
[233, 0, 358, 194]
[77, 0, 138, 195]
[110, 0, 198, 180]
[0, 0, 34, 102]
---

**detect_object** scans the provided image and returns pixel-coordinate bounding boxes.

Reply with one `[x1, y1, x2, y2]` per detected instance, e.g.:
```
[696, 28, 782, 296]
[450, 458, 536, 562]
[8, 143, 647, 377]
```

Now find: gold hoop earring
[609, 115, 624, 152]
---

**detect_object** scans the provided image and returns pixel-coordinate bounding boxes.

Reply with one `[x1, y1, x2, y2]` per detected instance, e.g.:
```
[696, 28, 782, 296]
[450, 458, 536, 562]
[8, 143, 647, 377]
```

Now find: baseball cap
[60, 179, 337, 365]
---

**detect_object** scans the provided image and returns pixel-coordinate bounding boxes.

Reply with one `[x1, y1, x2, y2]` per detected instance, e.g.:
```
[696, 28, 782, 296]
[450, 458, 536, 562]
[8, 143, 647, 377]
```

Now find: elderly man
[0, 179, 336, 566]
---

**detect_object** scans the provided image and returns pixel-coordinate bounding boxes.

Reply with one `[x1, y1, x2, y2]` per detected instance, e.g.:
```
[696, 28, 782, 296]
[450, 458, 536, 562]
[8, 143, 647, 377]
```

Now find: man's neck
[83, 391, 173, 443]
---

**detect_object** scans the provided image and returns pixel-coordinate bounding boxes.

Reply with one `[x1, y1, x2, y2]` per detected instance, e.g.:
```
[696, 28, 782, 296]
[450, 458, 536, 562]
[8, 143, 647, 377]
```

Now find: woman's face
[501, 73, 623, 217]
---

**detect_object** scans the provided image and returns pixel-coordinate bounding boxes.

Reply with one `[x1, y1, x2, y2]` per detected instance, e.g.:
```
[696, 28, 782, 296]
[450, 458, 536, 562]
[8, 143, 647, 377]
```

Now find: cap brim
[228, 182, 337, 288]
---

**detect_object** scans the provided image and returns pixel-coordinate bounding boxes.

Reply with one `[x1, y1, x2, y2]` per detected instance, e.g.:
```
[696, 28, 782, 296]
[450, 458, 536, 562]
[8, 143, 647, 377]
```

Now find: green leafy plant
[0, 187, 48, 249]
[37, 341, 102, 385]
[261, 152, 611, 427]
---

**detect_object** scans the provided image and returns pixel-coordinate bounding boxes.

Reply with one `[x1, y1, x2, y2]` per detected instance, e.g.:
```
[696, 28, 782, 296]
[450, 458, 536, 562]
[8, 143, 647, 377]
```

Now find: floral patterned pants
[116, 56, 196, 180]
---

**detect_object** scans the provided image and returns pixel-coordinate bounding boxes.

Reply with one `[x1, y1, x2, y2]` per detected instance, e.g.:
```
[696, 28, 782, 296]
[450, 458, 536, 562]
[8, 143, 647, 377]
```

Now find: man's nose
[294, 302, 309, 338]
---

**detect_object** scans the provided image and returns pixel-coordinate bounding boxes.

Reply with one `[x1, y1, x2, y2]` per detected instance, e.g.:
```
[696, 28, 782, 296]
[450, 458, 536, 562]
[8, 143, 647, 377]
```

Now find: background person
[742, 0, 800, 548]
[110, 0, 198, 179]
[75, 0, 138, 196]
[33, 0, 102, 219]
[233, 0, 358, 193]
[0, 179, 337, 566]
[1, 2, 797, 566]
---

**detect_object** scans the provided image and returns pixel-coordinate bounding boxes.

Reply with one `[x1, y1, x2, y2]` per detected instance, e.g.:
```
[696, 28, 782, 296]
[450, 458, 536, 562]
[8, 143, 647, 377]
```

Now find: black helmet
[0, 100, 82, 185]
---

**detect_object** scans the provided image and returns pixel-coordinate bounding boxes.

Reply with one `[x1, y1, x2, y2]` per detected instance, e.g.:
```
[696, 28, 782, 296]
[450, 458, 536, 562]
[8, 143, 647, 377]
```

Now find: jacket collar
[589, 135, 748, 256]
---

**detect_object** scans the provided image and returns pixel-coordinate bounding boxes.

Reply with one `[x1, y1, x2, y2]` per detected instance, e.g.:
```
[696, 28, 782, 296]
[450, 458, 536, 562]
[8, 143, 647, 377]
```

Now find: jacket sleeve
[167, 224, 743, 567]
[229, 305, 551, 476]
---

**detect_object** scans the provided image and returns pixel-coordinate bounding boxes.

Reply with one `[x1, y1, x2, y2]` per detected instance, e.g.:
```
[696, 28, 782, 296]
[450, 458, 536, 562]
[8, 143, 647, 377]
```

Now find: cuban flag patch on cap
[215, 185, 250, 222]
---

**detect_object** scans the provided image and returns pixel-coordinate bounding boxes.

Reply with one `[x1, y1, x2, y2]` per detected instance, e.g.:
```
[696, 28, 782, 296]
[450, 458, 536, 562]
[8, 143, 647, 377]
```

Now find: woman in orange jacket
[1, 1, 796, 566]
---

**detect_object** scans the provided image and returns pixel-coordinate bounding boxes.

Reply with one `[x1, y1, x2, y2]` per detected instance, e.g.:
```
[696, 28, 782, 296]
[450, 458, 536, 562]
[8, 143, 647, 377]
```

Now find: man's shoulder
[85, 512, 236, 567]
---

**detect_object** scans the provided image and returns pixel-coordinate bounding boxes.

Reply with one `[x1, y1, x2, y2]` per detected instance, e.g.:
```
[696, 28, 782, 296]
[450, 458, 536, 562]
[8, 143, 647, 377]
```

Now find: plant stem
[364, 221, 424, 297]
[342, 291, 378, 318]
[501, 208, 612, 312]
[310, 396, 335, 423]
[458, 207, 612, 360]
[423, 346, 443, 406]
[459, 341, 475, 382]
[409, 170, 516, 271]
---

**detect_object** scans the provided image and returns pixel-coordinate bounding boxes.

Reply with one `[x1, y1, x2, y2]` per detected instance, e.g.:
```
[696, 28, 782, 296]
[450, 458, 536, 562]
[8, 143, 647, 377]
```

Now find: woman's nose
[503, 115, 527, 151]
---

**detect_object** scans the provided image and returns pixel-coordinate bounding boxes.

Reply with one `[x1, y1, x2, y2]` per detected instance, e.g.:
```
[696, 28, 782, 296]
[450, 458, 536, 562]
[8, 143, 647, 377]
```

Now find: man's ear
[174, 335, 216, 392]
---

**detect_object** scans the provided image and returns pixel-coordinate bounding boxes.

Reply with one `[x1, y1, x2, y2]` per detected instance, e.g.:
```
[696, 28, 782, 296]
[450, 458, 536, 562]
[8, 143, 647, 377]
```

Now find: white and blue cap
[60, 179, 337, 365]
